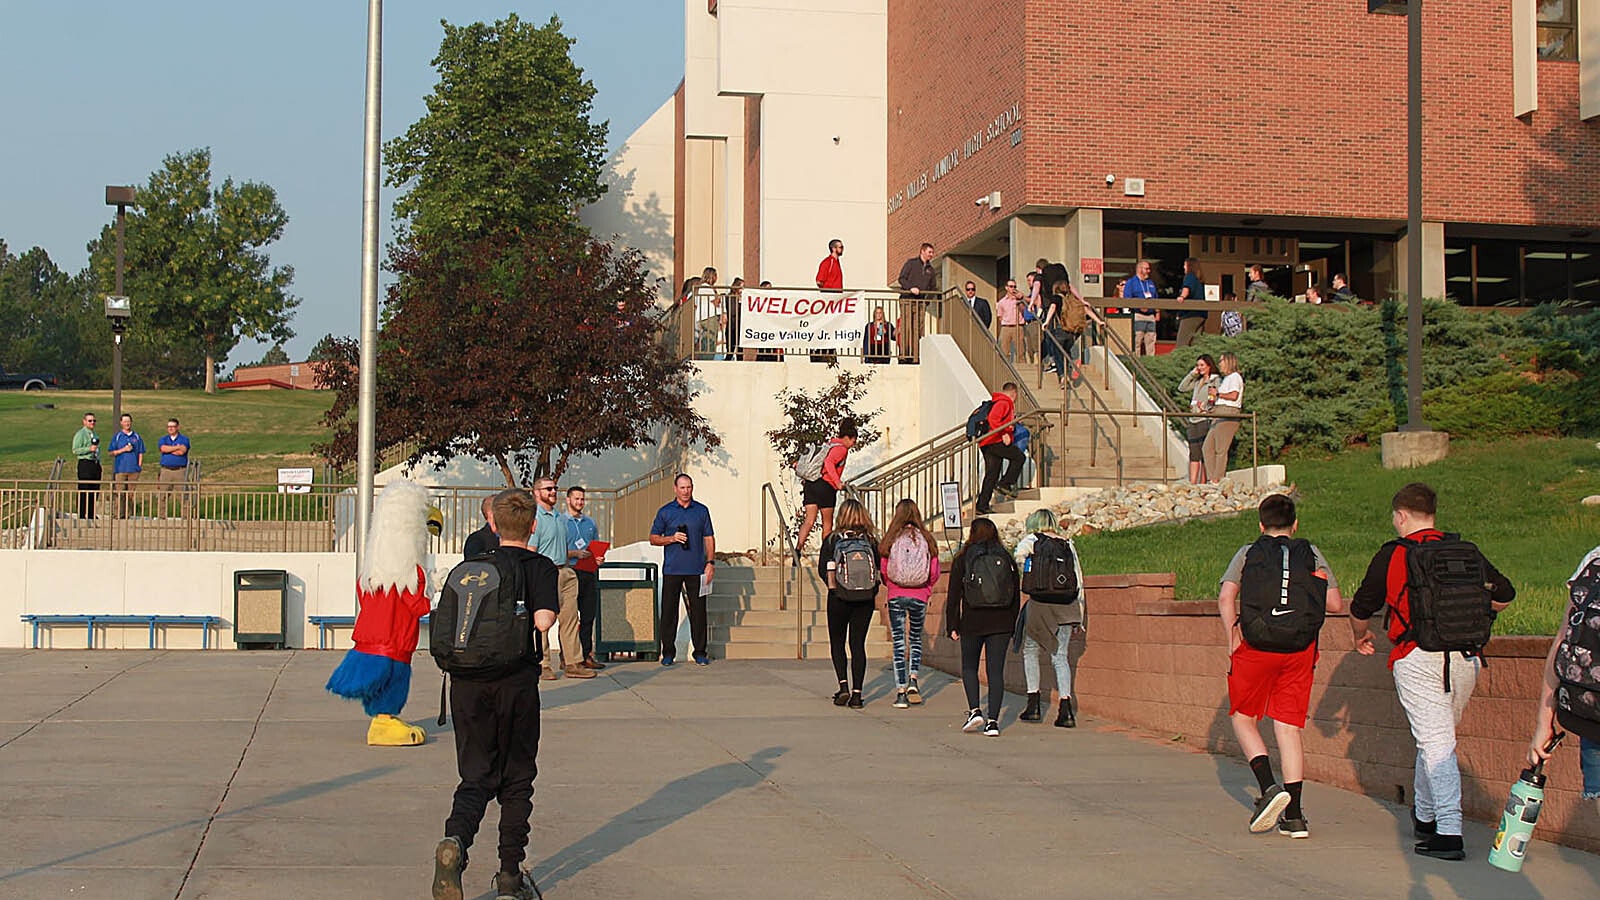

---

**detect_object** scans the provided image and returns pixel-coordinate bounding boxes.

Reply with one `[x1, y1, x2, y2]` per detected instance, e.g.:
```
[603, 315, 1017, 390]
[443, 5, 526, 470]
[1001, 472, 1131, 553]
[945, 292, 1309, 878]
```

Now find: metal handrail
[759, 481, 802, 657]
[1089, 306, 1184, 415]
[1037, 325, 1123, 479]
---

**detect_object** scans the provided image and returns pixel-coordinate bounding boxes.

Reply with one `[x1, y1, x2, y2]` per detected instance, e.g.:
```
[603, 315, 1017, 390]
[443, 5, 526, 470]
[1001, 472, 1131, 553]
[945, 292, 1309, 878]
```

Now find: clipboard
[574, 540, 610, 573]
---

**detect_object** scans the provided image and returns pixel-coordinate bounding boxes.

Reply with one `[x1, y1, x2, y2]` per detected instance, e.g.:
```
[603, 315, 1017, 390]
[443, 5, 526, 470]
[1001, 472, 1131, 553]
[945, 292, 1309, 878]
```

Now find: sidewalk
[1, 650, 1597, 899]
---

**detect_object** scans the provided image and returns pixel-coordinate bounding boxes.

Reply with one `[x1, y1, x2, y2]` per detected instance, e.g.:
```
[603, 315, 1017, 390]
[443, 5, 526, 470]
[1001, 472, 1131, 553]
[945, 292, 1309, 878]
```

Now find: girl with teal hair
[1013, 507, 1087, 728]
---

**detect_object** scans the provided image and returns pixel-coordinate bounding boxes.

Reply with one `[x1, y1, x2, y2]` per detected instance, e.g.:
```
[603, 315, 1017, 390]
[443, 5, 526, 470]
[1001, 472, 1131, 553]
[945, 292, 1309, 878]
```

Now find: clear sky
[0, 1, 683, 362]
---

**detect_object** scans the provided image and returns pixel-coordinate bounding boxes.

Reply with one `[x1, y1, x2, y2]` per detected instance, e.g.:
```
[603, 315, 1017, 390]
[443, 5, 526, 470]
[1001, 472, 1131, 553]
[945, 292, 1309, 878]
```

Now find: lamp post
[356, 0, 383, 575]
[104, 186, 137, 425]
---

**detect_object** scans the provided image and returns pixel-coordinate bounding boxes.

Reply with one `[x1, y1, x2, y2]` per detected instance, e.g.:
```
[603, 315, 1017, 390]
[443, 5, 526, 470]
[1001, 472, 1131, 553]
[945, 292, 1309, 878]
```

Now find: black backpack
[963, 542, 1015, 609]
[1394, 534, 1496, 655]
[966, 399, 995, 440]
[1022, 533, 1078, 601]
[1555, 555, 1600, 727]
[431, 549, 539, 679]
[1236, 535, 1327, 653]
[831, 531, 881, 602]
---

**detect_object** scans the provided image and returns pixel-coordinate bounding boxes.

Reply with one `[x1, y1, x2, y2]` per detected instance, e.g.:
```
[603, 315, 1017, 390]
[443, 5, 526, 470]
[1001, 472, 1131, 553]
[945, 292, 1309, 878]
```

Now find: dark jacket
[967, 295, 992, 329]
[944, 541, 1020, 637]
[897, 256, 936, 295]
[463, 523, 499, 559]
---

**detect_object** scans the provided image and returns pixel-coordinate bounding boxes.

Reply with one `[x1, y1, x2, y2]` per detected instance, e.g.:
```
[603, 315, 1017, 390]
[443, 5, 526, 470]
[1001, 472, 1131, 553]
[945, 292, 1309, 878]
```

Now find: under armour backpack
[1236, 535, 1327, 653]
[885, 528, 932, 588]
[966, 400, 995, 440]
[963, 541, 1015, 609]
[1395, 534, 1496, 655]
[1555, 554, 1600, 727]
[431, 550, 537, 678]
[831, 531, 880, 601]
[1022, 533, 1079, 602]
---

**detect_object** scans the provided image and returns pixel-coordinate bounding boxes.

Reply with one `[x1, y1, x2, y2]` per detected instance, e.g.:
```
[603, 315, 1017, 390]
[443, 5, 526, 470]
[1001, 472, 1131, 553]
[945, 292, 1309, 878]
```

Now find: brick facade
[917, 572, 1600, 854]
[889, 1, 1600, 264]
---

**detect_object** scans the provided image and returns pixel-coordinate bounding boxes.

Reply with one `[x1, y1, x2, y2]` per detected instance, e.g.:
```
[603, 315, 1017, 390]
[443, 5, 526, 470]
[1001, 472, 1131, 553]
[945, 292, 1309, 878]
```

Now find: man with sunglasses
[71, 412, 101, 518]
[532, 477, 595, 680]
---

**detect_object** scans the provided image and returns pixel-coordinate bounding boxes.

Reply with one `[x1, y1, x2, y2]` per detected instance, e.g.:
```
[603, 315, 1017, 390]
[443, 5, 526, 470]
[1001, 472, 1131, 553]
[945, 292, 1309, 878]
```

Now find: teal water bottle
[1488, 732, 1565, 872]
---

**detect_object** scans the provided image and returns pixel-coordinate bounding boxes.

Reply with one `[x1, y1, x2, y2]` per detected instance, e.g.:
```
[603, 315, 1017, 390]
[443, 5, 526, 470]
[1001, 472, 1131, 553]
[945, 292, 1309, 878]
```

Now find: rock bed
[998, 479, 1292, 545]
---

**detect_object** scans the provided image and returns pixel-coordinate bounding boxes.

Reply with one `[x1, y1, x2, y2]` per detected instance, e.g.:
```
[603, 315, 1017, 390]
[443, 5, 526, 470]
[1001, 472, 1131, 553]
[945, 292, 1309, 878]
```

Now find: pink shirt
[997, 295, 1023, 326]
[880, 535, 942, 602]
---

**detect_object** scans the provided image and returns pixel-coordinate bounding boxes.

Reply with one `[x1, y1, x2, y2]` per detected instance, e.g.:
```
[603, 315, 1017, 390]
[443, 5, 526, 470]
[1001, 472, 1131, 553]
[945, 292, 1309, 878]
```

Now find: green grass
[1076, 437, 1600, 636]
[0, 389, 334, 483]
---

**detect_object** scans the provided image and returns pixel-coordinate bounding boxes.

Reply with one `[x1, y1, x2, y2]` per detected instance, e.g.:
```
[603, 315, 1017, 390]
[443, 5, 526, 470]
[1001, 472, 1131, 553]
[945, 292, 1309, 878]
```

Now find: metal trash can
[594, 562, 658, 661]
[234, 569, 288, 649]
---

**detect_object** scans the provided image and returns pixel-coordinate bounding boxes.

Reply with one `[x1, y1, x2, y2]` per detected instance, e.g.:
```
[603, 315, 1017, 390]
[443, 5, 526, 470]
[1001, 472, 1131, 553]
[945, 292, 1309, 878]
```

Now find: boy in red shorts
[1217, 494, 1344, 838]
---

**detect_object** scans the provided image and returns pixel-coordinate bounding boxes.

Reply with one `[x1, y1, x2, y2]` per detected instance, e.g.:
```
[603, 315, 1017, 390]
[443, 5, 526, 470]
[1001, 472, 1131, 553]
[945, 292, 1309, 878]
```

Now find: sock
[1284, 781, 1303, 819]
[1248, 755, 1277, 794]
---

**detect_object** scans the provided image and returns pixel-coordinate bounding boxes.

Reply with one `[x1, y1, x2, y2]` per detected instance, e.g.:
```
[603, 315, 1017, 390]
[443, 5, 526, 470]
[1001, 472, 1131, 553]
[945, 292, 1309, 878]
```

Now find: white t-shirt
[1216, 372, 1244, 409]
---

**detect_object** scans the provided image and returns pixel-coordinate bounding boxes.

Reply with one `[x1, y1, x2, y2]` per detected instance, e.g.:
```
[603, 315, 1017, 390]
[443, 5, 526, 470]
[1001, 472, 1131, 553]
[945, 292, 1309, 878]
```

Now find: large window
[1538, 0, 1576, 60]
[1444, 237, 1599, 306]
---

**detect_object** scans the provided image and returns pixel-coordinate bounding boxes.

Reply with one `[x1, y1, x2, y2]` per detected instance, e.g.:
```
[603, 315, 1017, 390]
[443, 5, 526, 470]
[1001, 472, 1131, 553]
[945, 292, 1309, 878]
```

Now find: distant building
[224, 361, 329, 391]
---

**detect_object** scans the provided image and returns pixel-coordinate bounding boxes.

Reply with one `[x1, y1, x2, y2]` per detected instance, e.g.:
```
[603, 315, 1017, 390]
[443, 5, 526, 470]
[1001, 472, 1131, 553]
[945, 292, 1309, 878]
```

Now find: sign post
[939, 481, 963, 549]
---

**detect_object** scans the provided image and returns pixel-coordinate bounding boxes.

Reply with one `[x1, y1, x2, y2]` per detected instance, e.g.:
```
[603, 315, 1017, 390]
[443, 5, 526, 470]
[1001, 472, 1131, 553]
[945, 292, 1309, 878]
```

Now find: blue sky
[0, 1, 683, 362]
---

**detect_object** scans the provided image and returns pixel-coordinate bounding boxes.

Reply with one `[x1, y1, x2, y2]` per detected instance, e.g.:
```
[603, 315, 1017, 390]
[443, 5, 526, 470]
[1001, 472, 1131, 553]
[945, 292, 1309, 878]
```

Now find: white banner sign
[739, 289, 866, 350]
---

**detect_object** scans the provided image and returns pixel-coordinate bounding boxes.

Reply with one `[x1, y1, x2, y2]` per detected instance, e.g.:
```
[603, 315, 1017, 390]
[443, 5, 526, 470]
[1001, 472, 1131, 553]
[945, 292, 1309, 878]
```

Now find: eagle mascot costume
[326, 479, 442, 746]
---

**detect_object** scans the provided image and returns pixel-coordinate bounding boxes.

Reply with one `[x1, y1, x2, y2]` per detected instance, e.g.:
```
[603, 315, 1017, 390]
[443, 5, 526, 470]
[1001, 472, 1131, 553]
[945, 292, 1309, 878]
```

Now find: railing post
[1252, 412, 1260, 488]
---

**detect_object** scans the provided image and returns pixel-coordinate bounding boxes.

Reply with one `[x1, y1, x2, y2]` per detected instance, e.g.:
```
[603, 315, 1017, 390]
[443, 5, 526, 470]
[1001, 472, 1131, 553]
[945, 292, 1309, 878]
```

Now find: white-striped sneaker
[962, 709, 985, 733]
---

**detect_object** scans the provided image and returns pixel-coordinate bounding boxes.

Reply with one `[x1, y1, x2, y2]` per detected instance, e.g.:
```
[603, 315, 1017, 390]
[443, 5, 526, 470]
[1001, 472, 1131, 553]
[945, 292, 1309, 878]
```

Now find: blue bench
[308, 614, 429, 650]
[21, 614, 221, 650]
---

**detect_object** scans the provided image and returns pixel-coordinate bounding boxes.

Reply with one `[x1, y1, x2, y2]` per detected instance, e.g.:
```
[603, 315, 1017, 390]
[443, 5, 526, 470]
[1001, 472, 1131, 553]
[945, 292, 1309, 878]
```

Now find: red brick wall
[228, 362, 328, 389]
[888, 1, 1600, 261]
[921, 573, 1600, 853]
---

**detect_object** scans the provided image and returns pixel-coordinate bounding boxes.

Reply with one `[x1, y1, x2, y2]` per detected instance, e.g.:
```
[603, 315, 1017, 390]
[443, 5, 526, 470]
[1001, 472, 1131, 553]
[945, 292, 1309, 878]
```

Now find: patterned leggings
[886, 596, 926, 689]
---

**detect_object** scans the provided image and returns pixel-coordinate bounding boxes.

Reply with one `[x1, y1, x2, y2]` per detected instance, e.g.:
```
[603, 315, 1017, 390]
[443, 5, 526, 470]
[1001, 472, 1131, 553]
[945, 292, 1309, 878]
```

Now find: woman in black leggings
[945, 517, 1021, 736]
[817, 499, 881, 709]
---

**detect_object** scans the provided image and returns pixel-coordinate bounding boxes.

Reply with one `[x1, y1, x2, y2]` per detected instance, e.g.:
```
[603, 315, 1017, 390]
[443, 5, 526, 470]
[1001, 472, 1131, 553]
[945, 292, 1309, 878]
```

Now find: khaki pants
[1133, 323, 1158, 355]
[1175, 316, 1204, 347]
[554, 567, 583, 667]
[113, 471, 140, 518]
[157, 466, 190, 517]
[1202, 414, 1241, 482]
[999, 325, 1025, 364]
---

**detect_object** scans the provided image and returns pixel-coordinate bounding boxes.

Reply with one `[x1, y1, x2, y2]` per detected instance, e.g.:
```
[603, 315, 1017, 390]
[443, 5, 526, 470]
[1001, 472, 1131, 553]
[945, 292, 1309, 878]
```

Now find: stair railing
[1038, 325, 1125, 483]
[761, 481, 810, 658]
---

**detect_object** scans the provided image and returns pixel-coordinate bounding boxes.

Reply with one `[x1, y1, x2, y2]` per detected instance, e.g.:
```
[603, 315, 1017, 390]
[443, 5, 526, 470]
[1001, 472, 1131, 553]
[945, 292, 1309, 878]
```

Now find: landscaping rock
[1582, 495, 1600, 507]
[999, 479, 1292, 546]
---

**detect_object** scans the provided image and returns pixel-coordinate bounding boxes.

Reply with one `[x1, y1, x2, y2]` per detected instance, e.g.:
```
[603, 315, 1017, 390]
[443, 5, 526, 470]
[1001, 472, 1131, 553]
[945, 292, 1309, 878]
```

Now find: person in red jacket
[816, 238, 844, 290]
[326, 479, 439, 747]
[795, 419, 858, 567]
[975, 383, 1025, 514]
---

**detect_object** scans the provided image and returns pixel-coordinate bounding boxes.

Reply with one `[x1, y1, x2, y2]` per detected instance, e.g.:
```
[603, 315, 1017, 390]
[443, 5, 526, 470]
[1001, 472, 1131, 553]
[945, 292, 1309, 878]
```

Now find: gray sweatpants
[1392, 649, 1479, 835]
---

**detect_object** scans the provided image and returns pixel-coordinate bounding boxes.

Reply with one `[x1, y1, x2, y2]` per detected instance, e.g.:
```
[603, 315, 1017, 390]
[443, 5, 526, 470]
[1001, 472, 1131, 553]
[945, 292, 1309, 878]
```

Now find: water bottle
[1488, 732, 1565, 872]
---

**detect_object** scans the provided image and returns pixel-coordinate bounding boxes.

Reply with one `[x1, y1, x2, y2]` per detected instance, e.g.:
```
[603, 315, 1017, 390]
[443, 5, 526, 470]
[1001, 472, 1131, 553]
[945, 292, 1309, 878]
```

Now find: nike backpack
[1021, 533, 1079, 601]
[832, 531, 881, 601]
[963, 542, 1016, 609]
[1236, 535, 1327, 653]
[1555, 555, 1600, 727]
[1395, 534, 1496, 655]
[885, 528, 932, 588]
[431, 550, 537, 679]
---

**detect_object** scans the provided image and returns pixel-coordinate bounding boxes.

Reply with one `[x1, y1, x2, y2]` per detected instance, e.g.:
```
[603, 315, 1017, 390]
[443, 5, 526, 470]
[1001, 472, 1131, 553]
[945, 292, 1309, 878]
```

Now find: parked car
[0, 365, 58, 391]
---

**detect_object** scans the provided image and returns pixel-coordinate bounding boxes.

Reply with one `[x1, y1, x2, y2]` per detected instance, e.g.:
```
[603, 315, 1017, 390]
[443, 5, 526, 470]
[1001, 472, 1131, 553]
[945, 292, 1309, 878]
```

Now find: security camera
[1105, 173, 1116, 185]
[832, 136, 840, 144]
[975, 196, 988, 206]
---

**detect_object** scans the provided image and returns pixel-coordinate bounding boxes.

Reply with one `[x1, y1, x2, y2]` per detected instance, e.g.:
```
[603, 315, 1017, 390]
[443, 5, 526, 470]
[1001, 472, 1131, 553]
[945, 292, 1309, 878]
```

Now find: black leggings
[961, 632, 1009, 721]
[827, 594, 875, 690]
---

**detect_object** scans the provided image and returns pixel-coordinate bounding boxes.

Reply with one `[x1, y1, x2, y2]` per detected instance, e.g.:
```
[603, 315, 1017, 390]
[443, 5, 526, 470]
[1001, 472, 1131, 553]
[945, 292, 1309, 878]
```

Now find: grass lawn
[0, 389, 335, 483]
[1075, 436, 1600, 636]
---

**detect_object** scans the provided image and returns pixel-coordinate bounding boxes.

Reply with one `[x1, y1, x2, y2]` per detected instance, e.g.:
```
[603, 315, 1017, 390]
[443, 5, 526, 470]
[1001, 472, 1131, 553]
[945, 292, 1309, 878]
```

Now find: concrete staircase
[1031, 360, 1181, 487]
[706, 560, 895, 661]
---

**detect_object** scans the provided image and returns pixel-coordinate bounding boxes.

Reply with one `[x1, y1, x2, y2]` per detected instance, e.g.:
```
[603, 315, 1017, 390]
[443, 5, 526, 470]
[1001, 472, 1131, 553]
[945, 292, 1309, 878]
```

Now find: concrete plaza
[2, 649, 1598, 899]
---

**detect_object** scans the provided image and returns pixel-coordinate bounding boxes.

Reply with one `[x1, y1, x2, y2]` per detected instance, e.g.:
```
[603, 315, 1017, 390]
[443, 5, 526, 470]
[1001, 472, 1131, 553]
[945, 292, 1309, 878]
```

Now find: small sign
[940, 481, 962, 530]
[1083, 274, 1099, 285]
[277, 467, 314, 494]
[1205, 284, 1221, 303]
[1080, 258, 1103, 276]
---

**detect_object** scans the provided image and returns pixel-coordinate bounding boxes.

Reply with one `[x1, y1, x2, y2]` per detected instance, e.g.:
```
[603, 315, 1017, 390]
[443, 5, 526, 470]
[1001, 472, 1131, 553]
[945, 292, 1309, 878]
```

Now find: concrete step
[708, 608, 829, 628]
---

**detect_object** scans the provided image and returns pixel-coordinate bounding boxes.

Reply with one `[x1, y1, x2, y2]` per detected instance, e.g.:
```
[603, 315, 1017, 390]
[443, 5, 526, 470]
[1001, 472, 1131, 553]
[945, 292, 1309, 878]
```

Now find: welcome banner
[738, 289, 866, 350]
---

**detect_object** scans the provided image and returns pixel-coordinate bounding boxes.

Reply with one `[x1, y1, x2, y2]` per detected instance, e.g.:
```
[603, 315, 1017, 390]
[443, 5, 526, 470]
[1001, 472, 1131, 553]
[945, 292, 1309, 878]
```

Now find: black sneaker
[906, 678, 923, 705]
[1277, 814, 1309, 839]
[847, 691, 864, 709]
[1414, 834, 1465, 860]
[494, 868, 544, 900]
[1249, 784, 1290, 834]
[432, 836, 465, 900]
[892, 690, 910, 709]
[832, 684, 850, 706]
[982, 719, 1000, 737]
[1412, 809, 1437, 839]
[962, 708, 985, 733]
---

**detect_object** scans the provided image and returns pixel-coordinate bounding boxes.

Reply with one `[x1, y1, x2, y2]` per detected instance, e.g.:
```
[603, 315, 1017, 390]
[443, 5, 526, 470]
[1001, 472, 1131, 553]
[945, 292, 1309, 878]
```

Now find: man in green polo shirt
[71, 412, 101, 518]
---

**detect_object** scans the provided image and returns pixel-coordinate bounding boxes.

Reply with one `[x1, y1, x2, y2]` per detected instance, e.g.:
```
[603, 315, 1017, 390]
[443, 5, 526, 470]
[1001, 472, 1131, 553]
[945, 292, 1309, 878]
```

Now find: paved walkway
[2, 650, 1597, 899]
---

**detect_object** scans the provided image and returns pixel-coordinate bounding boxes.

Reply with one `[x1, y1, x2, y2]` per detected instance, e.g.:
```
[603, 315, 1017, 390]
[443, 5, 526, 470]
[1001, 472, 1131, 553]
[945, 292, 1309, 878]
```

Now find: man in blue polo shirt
[649, 474, 716, 666]
[533, 477, 594, 681]
[108, 413, 145, 518]
[1122, 259, 1159, 356]
[156, 418, 191, 518]
[564, 486, 605, 670]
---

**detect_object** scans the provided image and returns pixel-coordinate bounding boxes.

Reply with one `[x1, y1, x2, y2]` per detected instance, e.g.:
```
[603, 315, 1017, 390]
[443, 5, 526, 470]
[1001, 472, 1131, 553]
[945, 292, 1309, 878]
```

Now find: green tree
[88, 149, 298, 392]
[0, 241, 93, 383]
[385, 14, 609, 243]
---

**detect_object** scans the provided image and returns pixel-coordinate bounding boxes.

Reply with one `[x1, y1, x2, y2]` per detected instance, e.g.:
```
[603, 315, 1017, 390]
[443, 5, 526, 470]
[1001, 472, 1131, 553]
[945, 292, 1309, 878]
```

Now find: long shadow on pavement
[530, 746, 787, 892]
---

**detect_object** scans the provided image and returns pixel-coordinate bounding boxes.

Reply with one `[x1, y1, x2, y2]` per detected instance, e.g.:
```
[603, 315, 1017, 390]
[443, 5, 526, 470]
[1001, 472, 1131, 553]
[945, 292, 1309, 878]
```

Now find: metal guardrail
[758, 482, 804, 657]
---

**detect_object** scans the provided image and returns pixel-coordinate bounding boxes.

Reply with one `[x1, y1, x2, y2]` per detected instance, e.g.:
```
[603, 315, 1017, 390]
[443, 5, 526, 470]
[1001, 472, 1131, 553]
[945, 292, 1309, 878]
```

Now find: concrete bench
[308, 614, 429, 650]
[21, 614, 221, 650]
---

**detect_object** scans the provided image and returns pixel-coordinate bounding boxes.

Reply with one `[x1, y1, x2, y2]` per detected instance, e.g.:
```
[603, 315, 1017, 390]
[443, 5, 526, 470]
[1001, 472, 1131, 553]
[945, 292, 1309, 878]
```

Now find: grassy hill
[1075, 437, 1600, 636]
[0, 389, 335, 483]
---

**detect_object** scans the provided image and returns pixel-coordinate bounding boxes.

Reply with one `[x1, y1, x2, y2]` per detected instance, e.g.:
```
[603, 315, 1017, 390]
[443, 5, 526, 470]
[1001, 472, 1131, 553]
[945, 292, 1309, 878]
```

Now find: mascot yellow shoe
[367, 713, 426, 747]
[326, 479, 440, 747]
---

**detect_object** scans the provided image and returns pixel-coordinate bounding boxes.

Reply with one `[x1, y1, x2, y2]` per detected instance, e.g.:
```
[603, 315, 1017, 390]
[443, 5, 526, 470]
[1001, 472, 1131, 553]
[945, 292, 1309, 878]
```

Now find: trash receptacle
[234, 569, 287, 649]
[595, 562, 658, 661]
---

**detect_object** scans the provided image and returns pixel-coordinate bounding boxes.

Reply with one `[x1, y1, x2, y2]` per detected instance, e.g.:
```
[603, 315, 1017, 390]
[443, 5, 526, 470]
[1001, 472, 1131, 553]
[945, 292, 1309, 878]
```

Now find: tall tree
[385, 14, 609, 243]
[317, 230, 717, 485]
[88, 148, 298, 392]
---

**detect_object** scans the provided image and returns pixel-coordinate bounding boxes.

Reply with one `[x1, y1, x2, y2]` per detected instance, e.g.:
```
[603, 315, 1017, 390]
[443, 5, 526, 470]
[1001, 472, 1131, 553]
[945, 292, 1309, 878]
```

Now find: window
[1538, 0, 1576, 60]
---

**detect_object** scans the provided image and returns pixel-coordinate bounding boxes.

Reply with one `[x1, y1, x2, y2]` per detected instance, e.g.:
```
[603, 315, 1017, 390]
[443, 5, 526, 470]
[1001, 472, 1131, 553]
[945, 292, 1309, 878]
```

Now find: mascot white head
[361, 479, 437, 594]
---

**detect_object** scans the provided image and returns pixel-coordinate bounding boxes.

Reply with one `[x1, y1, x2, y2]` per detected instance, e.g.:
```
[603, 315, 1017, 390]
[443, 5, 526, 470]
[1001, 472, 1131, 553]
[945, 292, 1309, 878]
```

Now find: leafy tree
[766, 367, 884, 468]
[385, 14, 609, 243]
[0, 242, 99, 383]
[87, 148, 298, 392]
[317, 229, 717, 486]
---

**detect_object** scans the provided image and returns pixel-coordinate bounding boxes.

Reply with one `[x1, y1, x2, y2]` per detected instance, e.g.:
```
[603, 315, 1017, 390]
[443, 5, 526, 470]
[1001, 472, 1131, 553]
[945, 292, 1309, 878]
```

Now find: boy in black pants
[434, 489, 559, 900]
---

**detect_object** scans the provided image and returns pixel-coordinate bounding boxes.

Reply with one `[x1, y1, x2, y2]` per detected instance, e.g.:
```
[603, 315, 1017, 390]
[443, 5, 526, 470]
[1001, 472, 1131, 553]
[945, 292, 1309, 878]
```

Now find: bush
[1422, 373, 1564, 438]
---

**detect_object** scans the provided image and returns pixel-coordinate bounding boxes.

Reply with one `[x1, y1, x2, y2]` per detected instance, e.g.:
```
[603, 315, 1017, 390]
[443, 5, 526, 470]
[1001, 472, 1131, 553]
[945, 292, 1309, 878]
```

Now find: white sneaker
[962, 709, 985, 733]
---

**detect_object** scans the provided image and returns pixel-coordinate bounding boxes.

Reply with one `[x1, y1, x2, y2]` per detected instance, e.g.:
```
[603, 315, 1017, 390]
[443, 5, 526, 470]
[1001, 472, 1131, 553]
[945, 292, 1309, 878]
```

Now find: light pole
[104, 186, 137, 425]
[356, 0, 383, 574]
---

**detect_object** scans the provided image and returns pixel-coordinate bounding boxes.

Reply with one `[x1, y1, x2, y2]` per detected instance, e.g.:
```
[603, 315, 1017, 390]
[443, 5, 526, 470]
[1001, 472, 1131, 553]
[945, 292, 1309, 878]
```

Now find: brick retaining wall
[917, 572, 1598, 853]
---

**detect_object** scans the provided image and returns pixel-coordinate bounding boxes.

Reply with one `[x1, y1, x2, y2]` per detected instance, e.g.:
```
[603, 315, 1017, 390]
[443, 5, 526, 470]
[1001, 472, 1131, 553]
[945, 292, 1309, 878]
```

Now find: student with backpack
[1350, 482, 1516, 860]
[1217, 494, 1344, 839]
[1527, 543, 1600, 816]
[431, 488, 560, 900]
[945, 517, 1021, 737]
[1013, 509, 1086, 728]
[879, 498, 941, 709]
[818, 499, 881, 709]
[793, 419, 859, 569]
[974, 383, 1025, 515]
